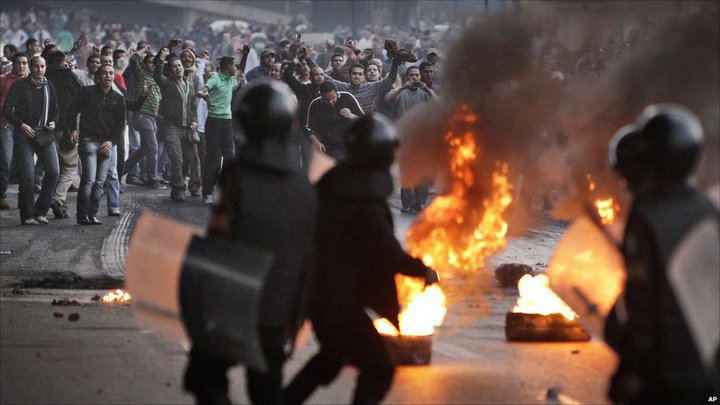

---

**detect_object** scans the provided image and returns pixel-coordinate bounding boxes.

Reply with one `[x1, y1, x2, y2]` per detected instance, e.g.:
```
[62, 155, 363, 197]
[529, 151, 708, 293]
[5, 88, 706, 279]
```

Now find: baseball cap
[261, 48, 276, 57]
[426, 48, 439, 56]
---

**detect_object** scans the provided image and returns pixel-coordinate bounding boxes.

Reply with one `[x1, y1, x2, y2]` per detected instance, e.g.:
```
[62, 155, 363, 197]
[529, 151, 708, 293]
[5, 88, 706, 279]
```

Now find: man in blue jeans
[0, 52, 29, 210]
[2, 55, 59, 225]
[67, 65, 126, 225]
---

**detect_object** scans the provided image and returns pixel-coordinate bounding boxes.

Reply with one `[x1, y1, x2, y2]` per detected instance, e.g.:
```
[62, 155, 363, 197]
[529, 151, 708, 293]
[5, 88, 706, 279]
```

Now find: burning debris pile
[101, 289, 131, 304]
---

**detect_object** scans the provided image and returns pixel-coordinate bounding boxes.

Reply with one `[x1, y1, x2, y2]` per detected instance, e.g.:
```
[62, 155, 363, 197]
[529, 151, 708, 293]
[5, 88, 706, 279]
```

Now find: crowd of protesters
[0, 4, 641, 224]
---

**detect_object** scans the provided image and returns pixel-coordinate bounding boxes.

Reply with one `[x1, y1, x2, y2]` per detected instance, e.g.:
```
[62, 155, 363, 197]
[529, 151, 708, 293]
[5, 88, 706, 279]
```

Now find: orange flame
[375, 105, 513, 337]
[102, 289, 131, 304]
[512, 274, 578, 320]
[406, 105, 513, 273]
[586, 173, 620, 226]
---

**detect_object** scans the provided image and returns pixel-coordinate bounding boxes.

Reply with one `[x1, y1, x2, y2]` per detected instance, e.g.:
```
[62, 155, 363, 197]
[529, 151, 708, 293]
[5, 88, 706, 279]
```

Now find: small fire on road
[102, 289, 131, 304]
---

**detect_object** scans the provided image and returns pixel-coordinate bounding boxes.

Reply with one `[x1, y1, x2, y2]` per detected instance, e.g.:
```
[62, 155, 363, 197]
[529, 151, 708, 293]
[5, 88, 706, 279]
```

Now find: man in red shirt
[0, 52, 30, 209]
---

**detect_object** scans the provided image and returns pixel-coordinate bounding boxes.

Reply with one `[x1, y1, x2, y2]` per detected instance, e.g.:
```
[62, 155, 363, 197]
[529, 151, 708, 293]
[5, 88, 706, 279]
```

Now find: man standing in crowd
[0, 51, 29, 210]
[419, 61, 439, 93]
[305, 80, 363, 160]
[153, 46, 198, 202]
[66, 64, 126, 225]
[2, 55, 59, 225]
[123, 45, 165, 190]
[44, 49, 81, 219]
[245, 48, 275, 82]
[325, 52, 347, 82]
[385, 65, 435, 213]
[196, 56, 239, 205]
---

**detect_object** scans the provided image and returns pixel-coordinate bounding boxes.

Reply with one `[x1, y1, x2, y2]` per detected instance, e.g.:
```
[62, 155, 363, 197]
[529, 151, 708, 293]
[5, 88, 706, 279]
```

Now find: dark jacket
[305, 92, 363, 159]
[211, 141, 317, 331]
[153, 58, 197, 128]
[66, 85, 126, 145]
[605, 185, 719, 403]
[310, 164, 428, 329]
[2, 76, 58, 130]
[45, 67, 81, 131]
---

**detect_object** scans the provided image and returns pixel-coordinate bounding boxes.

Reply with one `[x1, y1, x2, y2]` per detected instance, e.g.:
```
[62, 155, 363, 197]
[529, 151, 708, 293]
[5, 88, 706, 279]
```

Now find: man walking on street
[0, 52, 30, 210]
[153, 46, 198, 202]
[2, 55, 59, 225]
[66, 64, 126, 225]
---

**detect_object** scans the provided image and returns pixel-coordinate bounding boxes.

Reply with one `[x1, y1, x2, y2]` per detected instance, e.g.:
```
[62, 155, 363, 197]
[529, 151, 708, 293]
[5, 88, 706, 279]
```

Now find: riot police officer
[605, 104, 719, 403]
[284, 113, 439, 404]
[183, 79, 316, 405]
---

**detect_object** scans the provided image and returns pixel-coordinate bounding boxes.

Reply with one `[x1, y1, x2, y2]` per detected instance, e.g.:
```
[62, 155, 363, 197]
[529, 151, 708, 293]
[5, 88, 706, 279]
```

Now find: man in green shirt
[196, 56, 239, 204]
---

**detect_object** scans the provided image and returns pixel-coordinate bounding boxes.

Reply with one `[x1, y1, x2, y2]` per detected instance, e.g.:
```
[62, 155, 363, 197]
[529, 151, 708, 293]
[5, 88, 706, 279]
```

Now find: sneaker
[22, 218, 39, 225]
[77, 216, 92, 225]
[189, 190, 200, 197]
[0, 198, 10, 210]
[202, 194, 214, 205]
[108, 209, 122, 217]
[33, 184, 41, 194]
[35, 216, 49, 224]
[90, 216, 103, 225]
[126, 176, 144, 186]
[146, 181, 168, 190]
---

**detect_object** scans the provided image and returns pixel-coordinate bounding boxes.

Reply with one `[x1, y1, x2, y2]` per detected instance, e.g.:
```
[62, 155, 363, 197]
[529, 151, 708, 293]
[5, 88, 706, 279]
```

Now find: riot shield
[547, 215, 626, 338]
[180, 235, 273, 373]
[667, 218, 720, 375]
[126, 212, 203, 343]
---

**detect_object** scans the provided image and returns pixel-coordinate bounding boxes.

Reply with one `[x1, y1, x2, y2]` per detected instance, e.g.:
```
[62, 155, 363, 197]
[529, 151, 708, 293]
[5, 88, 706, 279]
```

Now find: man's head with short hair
[349, 63, 365, 86]
[218, 56, 236, 76]
[330, 53, 344, 70]
[142, 53, 155, 71]
[11, 52, 29, 77]
[25, 38, 41, 56]
[100, 45, 114, 57]
[319, 80, 338, 107]
[46, 50, 66, 68]
[365, 62, 381, 82]
[29, 56, 46, 80]
[112, 49, 126, 63]
[406, 66, 421, 85]
[3, 44, 17, 60]
[310, 66, 324, 86]
[419, 61, 434, 85]
[167, 55, 184, 79]
[86, 54, 101, 73]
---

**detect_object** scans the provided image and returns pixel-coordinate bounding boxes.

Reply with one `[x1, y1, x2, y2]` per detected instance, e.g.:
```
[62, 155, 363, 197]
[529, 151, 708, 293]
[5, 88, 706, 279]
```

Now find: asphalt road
[0, 181, 617, 404]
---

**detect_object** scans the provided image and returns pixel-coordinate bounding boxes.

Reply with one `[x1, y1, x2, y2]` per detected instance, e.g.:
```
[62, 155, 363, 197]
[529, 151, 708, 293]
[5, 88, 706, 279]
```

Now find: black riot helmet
[235, 79, 297, 143]
[344, 113, 400, 171]
[609, 104, 703, 193]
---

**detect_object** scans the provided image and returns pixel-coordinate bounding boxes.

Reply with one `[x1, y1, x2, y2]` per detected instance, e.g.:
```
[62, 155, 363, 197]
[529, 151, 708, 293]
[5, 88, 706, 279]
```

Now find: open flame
[405, 104, 513, 273]
[375, 104, 513, 337]
[512, 274, 577, 321]
[102, 289, 131, 304]
[586, 174, 620, 226]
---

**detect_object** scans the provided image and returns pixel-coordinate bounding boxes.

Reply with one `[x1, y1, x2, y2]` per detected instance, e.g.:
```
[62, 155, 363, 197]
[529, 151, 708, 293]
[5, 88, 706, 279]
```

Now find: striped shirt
[129, 54, 161, 116]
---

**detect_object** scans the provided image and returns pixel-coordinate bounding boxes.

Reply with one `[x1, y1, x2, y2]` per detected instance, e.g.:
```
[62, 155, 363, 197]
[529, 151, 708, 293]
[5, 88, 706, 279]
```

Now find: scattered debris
[1, 250, 13, 255]
[97, 389, 103, 394]
[11, 288, 25, 295]
[68, 313, 80, 321]
[35, 352, 41, 358]
[51, 298, 80, 306]
[165, 382, 172, 387]
[52, 312, 64, 318]
[547, 386, 562, 401]
[494, 263, 533, 288]
[91, 294, 102, 302]
[571, 349, 580, 354]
